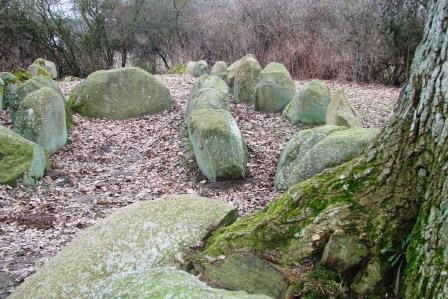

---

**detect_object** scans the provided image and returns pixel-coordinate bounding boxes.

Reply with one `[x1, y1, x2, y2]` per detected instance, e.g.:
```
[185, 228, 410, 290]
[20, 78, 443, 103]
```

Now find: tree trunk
[121, 45, 128, 68]
[182, 1, 448, 298]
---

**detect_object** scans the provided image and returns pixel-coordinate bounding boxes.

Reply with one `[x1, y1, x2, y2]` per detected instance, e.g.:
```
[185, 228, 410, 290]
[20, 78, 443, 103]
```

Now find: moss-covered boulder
[68, 67, 171, 120]
[27, 64, 51, 78]
[227, 54, 256, 90]
[10, 195, 238, 299]
[275, 125, 378, 190]
[33, 58, 58, 79]
[188, 109, 247, 182]
[11, 68, 32, 83]
[191, 74, 229, 99]
[326, 90, 362, 128]
[234, 56, 262, 104]
[187, 88, 229, 117]
[14, 87, 67, 154]
[16, 76, 62, 101]
[1, 73, 62, 114]
[191, 60, 209, 78]
[91, 267, 272, 299]
[210, 61, 228, 81]
[0, 125, 47, 187]
[254, 62, 295, 112]
[283, 80, 331, 124]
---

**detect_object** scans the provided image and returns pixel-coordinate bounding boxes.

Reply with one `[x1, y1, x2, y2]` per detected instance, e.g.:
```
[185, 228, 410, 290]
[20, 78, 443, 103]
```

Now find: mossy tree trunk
[183, 1, 448, 298]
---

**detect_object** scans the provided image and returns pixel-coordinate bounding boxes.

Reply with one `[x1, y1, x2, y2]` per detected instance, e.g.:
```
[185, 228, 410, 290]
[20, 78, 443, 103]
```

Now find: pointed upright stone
[326, 90, 362, 128]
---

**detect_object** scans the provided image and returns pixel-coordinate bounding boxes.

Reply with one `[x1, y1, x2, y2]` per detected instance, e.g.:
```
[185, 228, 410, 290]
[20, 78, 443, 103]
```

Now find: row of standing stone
[0, 59, 68, 186]
[187, 55, 362, 128]
[185, 74, 248, 182]
[187, 56, 378, 189]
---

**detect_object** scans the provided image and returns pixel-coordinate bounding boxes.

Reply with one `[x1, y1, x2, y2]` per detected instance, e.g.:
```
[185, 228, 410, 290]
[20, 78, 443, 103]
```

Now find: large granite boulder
[188, 109, 247, 182]
[14, 87, 67, 154]
[227, 54, 256, 90]
[210, 61, 228, 81]
[32, 58, 58, 79]
[283, 80, 331, 124]
[191, 74, 229, 99]
[91, 267, 272, 299]
[68, 67, 171, 120]
[254, 62, 295, 112]
[186, 88, 229, 117]
[10, 195, 238, 299]
[190, 60, 209, 78]
[0, 125, 47, 187]
[275, 125, 378, 190]
[234, 56, 262, 104]
[326, 90, 362, 128]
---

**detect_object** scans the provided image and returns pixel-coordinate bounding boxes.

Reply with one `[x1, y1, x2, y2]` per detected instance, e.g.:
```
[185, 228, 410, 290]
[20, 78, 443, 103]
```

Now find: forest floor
[0, 75, 400, 297]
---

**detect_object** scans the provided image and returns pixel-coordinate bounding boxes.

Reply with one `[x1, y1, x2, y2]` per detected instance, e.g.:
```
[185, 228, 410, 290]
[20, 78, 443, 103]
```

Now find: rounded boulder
[69, 67, 172, 120]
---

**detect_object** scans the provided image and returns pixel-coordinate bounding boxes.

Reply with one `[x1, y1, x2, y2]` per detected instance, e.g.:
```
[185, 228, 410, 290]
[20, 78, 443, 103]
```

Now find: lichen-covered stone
[191, 74, 229, 99]
[27, 64, 51, 78]
[326, 90, 362, 128]
[0, 125, 47, 187]
[92, 267, 272, 299]
[33, 58, 58, 79]
[275, 125, 345, 190]
[188, 109, 247, 182]
[234, 56, 262, 104]
[200, 254, 288, 298]
[186, 61, 196, 74]
[352, 259, 382, 295]
[10, 195, 238, 299]
[227, 54, 256, 90]
[275, 126, 378, 190]
[254, 62, 295, 112]
[14, 87, 67, 154]
[68, 67, 171, 120]
[10, 76, 63, 119]
[210, 61, 228, 81]
[320, 233, 369, 274]
[187, 88, 229, 117]
[283, 80, 331, 124]
[192, 60, 209, 78]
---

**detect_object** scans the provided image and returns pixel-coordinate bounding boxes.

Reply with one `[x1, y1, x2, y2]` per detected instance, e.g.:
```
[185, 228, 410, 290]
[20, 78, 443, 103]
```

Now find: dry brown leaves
[0, 75, 400, 297]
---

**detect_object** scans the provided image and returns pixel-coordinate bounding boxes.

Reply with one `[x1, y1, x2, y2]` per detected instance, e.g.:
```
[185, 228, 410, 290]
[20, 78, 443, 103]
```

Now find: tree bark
[182, 1, 448, 298]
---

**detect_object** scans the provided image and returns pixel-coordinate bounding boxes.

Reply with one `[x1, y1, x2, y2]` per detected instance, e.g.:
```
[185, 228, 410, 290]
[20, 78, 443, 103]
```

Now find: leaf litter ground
[0, 75, 400, 297]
